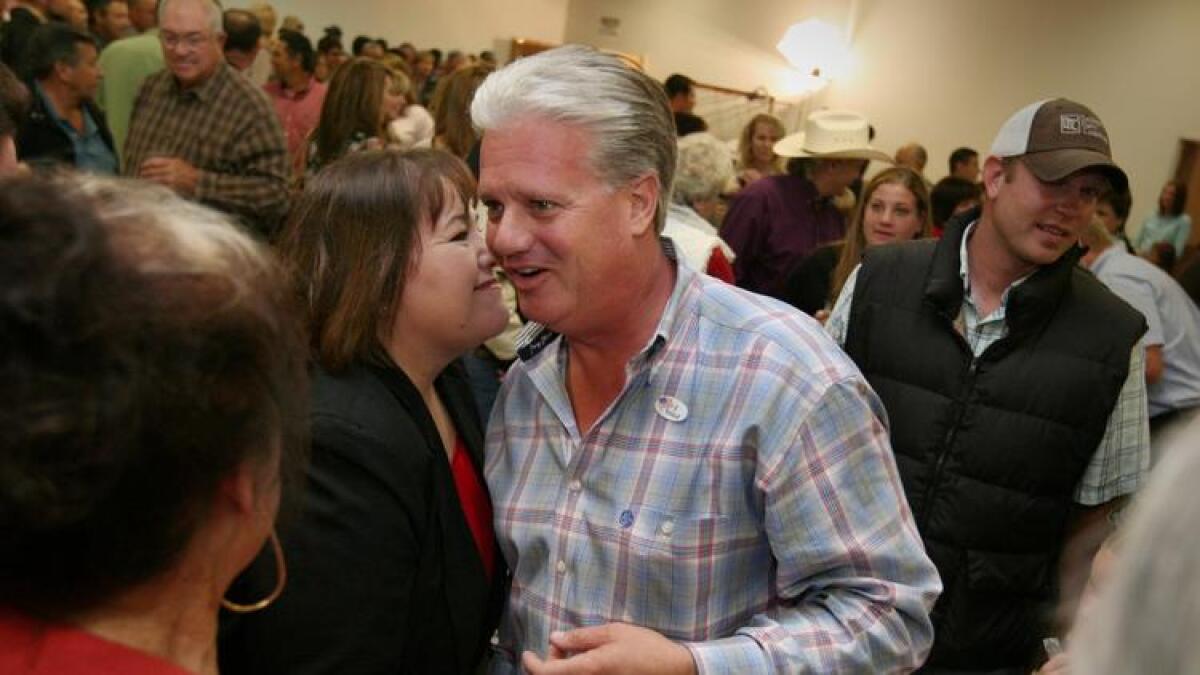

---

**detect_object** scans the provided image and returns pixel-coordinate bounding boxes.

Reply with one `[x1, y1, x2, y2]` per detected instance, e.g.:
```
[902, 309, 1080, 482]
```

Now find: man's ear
[625, 172, 661, 237]
[982, 156, 1007, 199]
[52, 59, 73, 83]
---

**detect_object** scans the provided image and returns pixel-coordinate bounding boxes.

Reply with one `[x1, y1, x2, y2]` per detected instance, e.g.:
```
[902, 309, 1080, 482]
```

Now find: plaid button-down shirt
[486, 257, 941, 674]
[826, 222, 1150, 505]
[124, 62, 289, 236]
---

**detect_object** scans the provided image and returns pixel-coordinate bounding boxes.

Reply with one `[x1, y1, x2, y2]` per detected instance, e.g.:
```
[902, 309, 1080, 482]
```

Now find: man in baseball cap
[823, 98, 1150, 672]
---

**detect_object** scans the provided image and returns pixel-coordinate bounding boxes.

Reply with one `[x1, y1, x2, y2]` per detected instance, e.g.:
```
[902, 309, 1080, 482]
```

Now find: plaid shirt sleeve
[683, 376, 940, 674]
[1074, 343, 1151, 505]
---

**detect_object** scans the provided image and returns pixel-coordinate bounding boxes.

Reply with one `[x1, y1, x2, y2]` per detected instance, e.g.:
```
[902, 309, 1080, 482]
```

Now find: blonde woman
[781, 167, 931, 318]
[736, 113, 785, 187]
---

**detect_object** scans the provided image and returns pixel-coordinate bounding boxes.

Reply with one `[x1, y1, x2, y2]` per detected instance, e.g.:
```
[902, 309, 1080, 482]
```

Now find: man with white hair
[123, 0, 287, 236]
[476, 45, 939, 674]
[826, 98, 1150, 672]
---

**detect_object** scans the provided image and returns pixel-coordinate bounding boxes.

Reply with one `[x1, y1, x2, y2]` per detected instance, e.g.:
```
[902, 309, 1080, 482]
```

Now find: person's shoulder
[138, 68, 173, 91]
[735, 173, 788, 199]
[311, 362, 423, 449]
[220, 66, 277, 111]
[688, 275, 858, 379]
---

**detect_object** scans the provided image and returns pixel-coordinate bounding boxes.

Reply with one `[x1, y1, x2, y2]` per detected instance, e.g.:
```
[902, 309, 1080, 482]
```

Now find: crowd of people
[2, 2, 1200, 674]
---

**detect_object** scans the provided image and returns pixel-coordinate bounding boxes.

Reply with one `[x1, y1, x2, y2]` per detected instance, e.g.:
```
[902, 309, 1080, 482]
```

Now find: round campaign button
[654, 395, 688, 422]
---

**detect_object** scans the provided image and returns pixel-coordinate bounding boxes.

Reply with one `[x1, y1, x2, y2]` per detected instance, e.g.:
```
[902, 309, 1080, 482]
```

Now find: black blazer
[220, 357, 507, 675]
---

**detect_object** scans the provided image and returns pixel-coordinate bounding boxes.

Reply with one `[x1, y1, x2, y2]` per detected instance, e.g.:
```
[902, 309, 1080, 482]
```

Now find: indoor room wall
[566, 0, 1200, 238]
[252, 0, 1200, 236]
[249, 0, 570, 63]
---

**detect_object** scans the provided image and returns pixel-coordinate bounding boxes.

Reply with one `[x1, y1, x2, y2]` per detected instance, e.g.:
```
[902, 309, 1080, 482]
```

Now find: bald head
[895, 143, 927, 174]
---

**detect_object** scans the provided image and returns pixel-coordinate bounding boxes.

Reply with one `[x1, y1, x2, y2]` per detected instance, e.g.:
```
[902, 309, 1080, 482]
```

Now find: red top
[450, 437, 496, 580]
[706, 247, 736, 283]
[0, 609, 194, 675]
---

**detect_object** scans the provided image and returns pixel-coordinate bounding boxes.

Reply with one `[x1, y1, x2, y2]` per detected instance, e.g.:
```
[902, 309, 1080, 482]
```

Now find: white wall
[562, 0, 1200, 235]
[248, 0, 570, 62]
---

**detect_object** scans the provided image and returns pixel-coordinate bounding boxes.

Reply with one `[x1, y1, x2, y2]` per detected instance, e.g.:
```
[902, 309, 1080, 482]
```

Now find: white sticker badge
[654, 395, 688, 422]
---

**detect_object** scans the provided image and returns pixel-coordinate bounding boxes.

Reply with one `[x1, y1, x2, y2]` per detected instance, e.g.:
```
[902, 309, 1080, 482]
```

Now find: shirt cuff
[683, 634, 771, 675]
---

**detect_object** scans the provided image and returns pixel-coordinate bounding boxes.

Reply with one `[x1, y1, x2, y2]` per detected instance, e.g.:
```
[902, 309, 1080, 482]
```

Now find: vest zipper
[919, 356, 978, 532]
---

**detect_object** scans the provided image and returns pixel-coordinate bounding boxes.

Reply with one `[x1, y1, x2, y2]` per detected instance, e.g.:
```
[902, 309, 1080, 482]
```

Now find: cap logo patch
[1060, 113, 1108, 143]
[1060, 114, 1082, 134]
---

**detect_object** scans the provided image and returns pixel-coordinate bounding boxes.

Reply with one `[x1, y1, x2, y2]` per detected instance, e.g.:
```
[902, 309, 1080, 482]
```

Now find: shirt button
[556, 560, 567, 574]
[660, 519, 675, 535]
[568, 479, 582, 492]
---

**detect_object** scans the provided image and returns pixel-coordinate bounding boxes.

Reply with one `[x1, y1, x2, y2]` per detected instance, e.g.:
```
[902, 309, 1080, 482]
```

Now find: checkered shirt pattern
[486, 260, 941, 674]
[826, 222, 1150, 506]
[124, 62, 289, 235]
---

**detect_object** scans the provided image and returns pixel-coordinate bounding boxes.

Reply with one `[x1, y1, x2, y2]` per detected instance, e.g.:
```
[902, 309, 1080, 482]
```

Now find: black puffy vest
[844, 212, 1145, 670]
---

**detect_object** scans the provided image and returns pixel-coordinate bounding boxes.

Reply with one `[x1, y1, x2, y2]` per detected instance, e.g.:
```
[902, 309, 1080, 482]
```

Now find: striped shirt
[124, 61, 289, 236]
[826, 222, 1150, 505]
[486, 257, 941, 674]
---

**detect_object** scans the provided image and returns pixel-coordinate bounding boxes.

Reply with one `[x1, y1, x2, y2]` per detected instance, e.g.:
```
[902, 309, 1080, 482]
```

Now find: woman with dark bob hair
[0, 175, 308, 673]
[220, 149, 509, 675]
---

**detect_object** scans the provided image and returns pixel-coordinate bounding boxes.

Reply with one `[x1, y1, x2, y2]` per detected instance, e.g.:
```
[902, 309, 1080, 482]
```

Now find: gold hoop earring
[222, 530, 287, 613]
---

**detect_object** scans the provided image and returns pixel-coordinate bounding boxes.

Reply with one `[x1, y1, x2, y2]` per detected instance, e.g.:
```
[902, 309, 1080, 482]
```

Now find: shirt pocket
[617, 506, 730, 640]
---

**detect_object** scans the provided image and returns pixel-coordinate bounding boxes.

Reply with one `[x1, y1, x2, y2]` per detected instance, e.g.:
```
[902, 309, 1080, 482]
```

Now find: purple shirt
[721, 174, 845, 298]
[264, 77, 327, 176]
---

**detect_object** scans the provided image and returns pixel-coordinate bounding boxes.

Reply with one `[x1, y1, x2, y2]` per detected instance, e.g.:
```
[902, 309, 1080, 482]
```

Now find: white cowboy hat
[773, 110, 891, 162]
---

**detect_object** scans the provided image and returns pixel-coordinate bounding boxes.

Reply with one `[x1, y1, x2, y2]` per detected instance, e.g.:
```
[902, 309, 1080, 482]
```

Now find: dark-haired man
[124, 0, 288, 235]
[265, 29, 324, 177]
[87, 0, 130, 47]
[663, 72, 695, 113]
[827, 98, 1150, 672]
[17, 23, 116, 173]
[94, 0, 161, 167]
[948, 146, 979, 182]
[221, 8, 260, 75]
[1095, 187, 1135, 253]
[2, 0, 49, 70]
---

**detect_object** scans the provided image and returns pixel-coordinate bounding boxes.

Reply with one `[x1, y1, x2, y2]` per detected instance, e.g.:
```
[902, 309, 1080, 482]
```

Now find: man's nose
[487, 211, 532, 258]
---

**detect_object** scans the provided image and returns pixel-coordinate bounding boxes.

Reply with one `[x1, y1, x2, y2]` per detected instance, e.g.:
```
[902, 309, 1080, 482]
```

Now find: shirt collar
[33, 81, 94, 136]
[958, 219, 1034, 310]
[171, 61, 229, 102]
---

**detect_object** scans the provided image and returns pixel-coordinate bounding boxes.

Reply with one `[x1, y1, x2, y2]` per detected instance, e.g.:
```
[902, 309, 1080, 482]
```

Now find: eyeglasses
[160, 32, 210, 51]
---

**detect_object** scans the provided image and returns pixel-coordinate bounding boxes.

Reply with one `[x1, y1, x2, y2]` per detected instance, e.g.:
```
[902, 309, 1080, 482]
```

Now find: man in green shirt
[95, 2, 161, 167]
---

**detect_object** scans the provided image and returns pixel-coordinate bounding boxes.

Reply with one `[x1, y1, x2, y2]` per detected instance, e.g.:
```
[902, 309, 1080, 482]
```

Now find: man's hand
[139, 156, 200, 196]
[521, 623, 696, 675]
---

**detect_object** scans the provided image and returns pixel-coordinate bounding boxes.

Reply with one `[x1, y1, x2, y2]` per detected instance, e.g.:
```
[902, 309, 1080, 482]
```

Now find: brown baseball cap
[989, 98, 1128, 193]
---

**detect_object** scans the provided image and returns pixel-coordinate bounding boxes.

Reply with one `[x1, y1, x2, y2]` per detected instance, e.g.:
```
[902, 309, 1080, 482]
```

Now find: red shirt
[450, 437, 496, 580]
[263, 77, 327, 176]
[0, 610, 194, 675]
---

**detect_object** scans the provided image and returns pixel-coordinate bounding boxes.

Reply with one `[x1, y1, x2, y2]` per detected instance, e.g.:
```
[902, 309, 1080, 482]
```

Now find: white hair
[674, 132, 734, 206]
[158, 0, 223, 35]
[1070, 422, 1200, 674]
[471, 44, 676, 232]
[71, 175, 275, 297]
